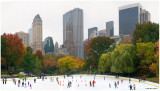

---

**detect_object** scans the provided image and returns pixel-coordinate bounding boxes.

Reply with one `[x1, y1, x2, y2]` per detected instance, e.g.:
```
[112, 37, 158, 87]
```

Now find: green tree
[110, 44, 136, 74]
[133, 22, 159, 44]
[33, 57, 43, 74]
[22, 52, 35, 73]
[98, 52, 112, 73]
[136, 42, 154, 74]
[26, 46, 32, 53]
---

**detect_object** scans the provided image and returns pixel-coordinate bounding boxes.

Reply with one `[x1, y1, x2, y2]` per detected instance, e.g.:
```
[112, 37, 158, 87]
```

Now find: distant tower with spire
[31, 14, 43, 53]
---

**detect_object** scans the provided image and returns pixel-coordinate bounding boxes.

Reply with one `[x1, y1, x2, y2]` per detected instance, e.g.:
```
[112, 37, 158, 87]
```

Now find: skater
[129, 78, 131, 83]
[18, 80, 20, 87]
[22, 81, 24, 87]
[30, 84, 32, 89]
[92, 80, 96, 87]
[104, 77, 105, 80]
[133, 84, 136, 90]
[121, 79, 123, 83]
[129, 84, 132, 90]
[94, 76, 95, 80]
[114, 82, 118, 88]
[34, 79, 36, 83]
[64, 75, 65, 79]
[3, 78, 4, 84]
[89, 80, 92, 87]
[25, 83, 27, 88]
[28, 81, 29, 86]
[117, 81, 119, 85]
[72, 76, 73, 79]
[25, 78, 26, 82]
[139, 78, 141, 82]
[5, 78, 7, 84]
[50, 77, 52, 82]
[109, 83, 111, 88]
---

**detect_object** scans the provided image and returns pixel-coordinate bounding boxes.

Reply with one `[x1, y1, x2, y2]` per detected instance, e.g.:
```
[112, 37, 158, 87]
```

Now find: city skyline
[1, 1, 159, 45]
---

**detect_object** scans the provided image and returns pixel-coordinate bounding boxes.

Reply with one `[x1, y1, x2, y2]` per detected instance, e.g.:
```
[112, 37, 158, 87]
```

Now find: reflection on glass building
[88, 27, 97, 40]
[119, 3, 150, 35]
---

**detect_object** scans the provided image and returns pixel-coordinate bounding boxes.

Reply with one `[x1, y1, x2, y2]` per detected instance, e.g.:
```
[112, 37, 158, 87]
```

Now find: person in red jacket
[93, 80, 96, 87]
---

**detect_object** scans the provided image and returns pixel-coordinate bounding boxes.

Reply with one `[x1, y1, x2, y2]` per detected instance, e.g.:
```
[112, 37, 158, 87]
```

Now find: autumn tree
[43, 55, 58, 73]
[58, 56, 79, 73]
[33, 57, 43, 74]
[85, 36, 115, 68]
[136, 42, 154, 74]
[26, 46, 32, 53]
[1, 33, 26, 72]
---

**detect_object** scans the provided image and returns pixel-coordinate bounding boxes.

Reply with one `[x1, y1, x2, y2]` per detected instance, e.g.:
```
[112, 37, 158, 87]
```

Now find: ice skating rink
[0, 74, 159, 91]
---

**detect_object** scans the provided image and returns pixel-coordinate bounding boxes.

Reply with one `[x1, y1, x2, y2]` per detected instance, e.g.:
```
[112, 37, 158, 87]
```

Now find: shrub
[147, 72, 156, 78]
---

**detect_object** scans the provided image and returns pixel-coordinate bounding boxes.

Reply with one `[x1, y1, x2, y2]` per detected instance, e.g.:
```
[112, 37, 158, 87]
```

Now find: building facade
[43, 37, 54, 54]
[54, 41, 59, 54]
[88, 27, 97, 40]
[31, 14, 43, 53]
[63, 20, 75, 56]
[119, 3, 150, 35]
[106, 21, 114, 37]
[98, 29, 106, 36]
[140, 9, 151, 23]
[63, 8, 84, 58]
[28, 28, 32, 46]
[16, 31, 29, 47]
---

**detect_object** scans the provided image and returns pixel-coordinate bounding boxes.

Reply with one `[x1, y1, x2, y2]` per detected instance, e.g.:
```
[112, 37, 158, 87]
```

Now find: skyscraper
[63, 8, 84, 58]
[88, 27, 97, 40]
[119, 3, 142, 35]
[140, 9, 151, 23]
[28, 28, 32, 46]
[31, 14, 43, 53]
[43, 37, 54, 54]
[64, 20, 75, 56]
[106, 21, 114, 37]
[15, 31, 29, 47]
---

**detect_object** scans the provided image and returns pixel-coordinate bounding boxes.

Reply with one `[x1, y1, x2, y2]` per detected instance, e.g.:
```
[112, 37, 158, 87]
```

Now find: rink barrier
[1, 74, 159, 87]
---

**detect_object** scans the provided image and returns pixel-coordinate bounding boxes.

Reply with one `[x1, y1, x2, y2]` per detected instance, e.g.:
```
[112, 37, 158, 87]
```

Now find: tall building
[54, 41, 59, 54]
[64, 20, 75, 56]
[15, 31, 29, 47]
[28, 28, 32, 46]
[31, 14, 43, 53]
[119, 3, 142, 35]
[140, 9, 151, 23]
[83, 39, 88, 59]
[88, 27, 97, 40]
[106, 21, 114, 37]
[63, 8, 84, 58]
[43, 37, 54, 54]
[98, 29, 106, 36]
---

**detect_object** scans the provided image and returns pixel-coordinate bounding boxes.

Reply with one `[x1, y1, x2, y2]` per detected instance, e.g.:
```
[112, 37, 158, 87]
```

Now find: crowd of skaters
[2, 75, 140, 90]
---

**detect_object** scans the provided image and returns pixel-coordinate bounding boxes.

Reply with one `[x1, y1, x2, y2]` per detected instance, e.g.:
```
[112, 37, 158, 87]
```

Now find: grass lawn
[146, 77, 159, 83]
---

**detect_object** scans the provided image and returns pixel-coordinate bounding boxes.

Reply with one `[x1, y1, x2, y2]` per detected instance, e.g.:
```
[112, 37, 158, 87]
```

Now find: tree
[58, 56, 79, 73]
[111, 44, 136, 74]
[75, 58, 85, 70]
[133, 22, 159, 44]
[136, 42, 154, 74]
[22, 52, 35, 73]
[1, 33, 26, 72]
[35, 50, 44, 61]
[43, 55, 58, 73]
[26, 46, 32, 53]
[98, 52, 112, 73]
[85, 36, 115, 68]
[33, 57, 43, 74]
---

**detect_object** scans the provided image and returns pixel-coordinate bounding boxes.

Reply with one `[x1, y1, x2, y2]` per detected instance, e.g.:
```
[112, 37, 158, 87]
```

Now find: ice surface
[0, 74, 159, 91]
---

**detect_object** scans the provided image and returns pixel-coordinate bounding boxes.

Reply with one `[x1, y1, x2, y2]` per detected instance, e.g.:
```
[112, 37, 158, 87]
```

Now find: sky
[1, 0, 159, 45]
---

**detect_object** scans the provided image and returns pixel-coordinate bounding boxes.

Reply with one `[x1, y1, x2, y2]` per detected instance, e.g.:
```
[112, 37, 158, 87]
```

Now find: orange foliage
[85, 39, 93, 54]
[149, 62, 156, 74]
[75, 58, 85, 70]
[35, 50, 44, 61]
